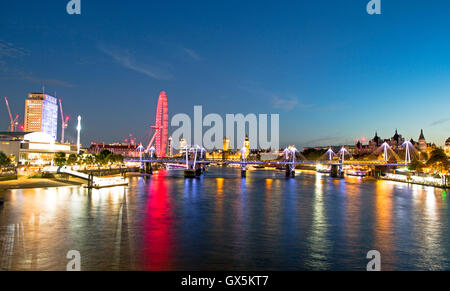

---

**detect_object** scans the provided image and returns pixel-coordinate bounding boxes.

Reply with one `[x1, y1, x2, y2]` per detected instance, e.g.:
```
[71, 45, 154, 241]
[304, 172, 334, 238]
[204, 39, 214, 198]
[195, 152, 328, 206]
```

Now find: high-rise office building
[24, 93, 58, 140]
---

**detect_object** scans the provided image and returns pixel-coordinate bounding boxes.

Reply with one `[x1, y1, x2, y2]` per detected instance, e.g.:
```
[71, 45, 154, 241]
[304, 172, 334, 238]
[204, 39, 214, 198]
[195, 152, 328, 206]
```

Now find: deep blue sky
[1, 0, 450, 147]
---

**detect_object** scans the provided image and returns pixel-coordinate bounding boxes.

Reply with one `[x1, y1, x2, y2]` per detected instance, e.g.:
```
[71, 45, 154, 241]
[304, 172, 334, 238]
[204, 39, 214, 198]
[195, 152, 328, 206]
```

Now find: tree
[409, 160, 425, 172]
[303, 148, 327, 161]
[113, 154, 124, 164]
[0, 151, 11, 166]
[96, 150, 112, 166]
[427, 148, 449, 172]
[53, 152, 67, 167]
[105, 153, 124, 166]
[67, 154, 78, 166]
[82, 154, 96, 166]
[419, 151, 429, 161]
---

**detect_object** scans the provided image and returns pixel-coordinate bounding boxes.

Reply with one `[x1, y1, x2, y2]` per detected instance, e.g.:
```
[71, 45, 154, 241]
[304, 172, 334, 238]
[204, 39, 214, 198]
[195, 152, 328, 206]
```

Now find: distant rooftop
[0, 132, 32, 142]
[28, 93, 56, 98]
[0, 132, 31, 137]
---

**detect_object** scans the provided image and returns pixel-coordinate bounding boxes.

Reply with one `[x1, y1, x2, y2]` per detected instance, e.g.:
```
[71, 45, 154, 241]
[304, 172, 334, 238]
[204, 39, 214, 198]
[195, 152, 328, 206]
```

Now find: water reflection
[142, 171, 174, 270]
[374, 181, 395, 267]
[420, 187, 444, 270]
[0, 167, 449, 270]
[305, 174, 331, 269]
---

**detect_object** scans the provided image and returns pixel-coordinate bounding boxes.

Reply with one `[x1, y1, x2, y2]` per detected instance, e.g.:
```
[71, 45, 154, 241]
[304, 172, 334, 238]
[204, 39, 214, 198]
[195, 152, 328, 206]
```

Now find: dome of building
[24, 132, 56, 144]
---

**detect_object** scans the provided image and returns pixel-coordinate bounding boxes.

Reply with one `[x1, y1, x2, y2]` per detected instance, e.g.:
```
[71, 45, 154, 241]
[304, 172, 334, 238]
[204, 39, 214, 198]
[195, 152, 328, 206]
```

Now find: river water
[0, 167, 449, 271]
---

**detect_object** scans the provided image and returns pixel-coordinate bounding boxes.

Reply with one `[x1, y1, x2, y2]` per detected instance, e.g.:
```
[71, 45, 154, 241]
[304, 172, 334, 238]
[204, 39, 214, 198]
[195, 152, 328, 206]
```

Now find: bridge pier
[241, 165, 247, 178]
[330, 165, 344, 178]
[285, 165, 295, 178]
[144, 162, 153, 175]
[373, 166, 386, 178]
[184, 169, 196, 178]
[87, 174, 94, 188]
[195, 164, 202, 177]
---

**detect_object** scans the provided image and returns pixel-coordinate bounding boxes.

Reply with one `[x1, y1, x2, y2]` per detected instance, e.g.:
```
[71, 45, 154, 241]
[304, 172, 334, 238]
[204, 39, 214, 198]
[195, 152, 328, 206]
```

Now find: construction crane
[58, 99, 70, 143]
[4, 96, 19, 132]
[13, 114, 19, 131]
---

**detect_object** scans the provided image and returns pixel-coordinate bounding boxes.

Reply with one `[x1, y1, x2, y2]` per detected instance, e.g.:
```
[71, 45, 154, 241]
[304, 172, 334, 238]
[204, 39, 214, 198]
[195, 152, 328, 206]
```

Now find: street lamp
[76, 115, 81, 154]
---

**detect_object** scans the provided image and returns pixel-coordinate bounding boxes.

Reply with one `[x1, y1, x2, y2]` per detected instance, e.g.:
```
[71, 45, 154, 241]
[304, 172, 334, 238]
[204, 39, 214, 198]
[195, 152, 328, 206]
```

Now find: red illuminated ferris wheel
[146, 91, 168, 158]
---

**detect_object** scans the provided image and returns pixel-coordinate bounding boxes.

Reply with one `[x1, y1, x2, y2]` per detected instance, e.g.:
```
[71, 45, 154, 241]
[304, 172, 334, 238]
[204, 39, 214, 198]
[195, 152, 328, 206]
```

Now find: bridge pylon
[184, 145, 206, 178]
[239, 146, 248, 178]
[283, 146, 298, 178]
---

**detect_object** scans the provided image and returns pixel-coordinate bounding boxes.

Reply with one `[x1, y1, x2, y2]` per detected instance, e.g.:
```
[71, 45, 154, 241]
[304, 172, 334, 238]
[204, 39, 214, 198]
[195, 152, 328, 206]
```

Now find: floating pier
[43, 166, 129, 189]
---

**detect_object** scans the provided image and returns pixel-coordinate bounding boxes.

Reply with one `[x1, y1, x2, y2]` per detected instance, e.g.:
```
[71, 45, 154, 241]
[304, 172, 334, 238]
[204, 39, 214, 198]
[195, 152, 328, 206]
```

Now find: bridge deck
[127, 159, 407, 167]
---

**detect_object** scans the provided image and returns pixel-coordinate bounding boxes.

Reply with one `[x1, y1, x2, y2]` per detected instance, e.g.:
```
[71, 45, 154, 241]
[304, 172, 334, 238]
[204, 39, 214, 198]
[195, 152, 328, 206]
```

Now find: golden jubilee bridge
[128, 142, 416, 178]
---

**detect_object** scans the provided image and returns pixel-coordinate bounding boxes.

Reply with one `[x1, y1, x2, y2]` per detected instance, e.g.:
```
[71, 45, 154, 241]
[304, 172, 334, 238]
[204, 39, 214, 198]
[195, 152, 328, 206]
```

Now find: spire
[419, 129, 425, 140]
[393, 129, 400, 143]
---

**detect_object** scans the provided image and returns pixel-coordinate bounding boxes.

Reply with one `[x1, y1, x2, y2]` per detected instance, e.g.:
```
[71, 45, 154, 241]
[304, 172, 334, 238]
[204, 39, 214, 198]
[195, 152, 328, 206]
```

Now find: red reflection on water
[142, 170, 175, 270]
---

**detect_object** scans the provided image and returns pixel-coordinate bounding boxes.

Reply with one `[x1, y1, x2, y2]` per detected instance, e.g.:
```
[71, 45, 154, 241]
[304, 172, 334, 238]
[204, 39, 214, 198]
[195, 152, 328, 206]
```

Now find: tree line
[53, 150, 124, 167]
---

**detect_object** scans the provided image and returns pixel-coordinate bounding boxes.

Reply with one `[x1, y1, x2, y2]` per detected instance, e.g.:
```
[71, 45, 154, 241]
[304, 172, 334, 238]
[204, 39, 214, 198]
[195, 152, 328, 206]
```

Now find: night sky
[1, 0, 450, 148]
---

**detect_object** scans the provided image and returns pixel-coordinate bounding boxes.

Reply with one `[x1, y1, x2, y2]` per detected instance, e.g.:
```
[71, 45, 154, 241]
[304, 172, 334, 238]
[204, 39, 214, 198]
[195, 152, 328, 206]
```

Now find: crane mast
[4, 96, 14, 132]
[13, 115, 19, 131]
[58, 99, 68, 143]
